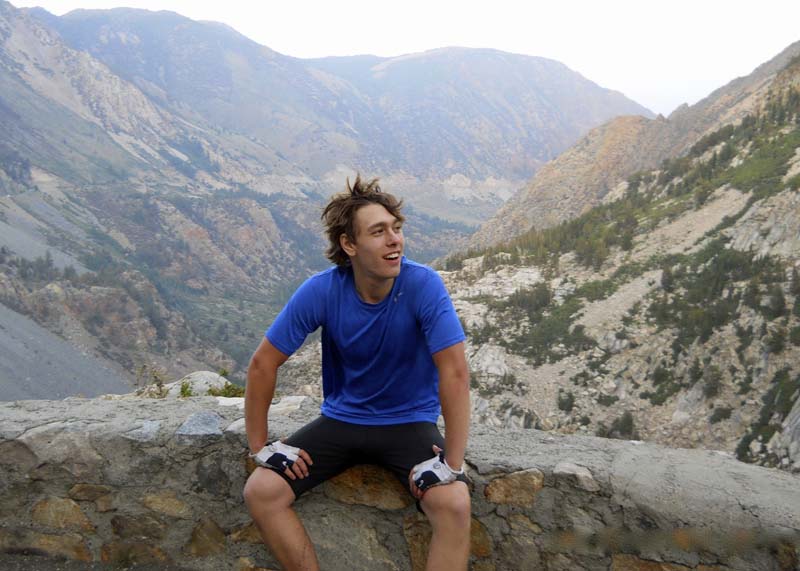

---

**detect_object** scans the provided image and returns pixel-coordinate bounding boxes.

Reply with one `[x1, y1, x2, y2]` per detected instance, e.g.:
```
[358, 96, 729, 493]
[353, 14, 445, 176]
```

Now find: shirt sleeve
[417, 270, 466, 355]
[266, 275, 326, 356]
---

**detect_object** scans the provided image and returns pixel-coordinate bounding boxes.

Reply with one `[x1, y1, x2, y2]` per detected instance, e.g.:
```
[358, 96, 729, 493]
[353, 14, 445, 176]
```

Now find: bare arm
[433, 341, 470, 469]
[244, 337, 289, 454]
[245, 337, 312, 480]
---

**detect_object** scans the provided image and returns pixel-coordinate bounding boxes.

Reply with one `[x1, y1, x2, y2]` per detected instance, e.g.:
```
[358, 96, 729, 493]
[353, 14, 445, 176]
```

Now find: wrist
[443, 457, 464, 475]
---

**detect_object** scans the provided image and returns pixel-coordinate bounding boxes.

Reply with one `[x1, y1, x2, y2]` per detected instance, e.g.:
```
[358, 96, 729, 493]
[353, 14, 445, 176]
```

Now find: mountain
[470, 40, 800, 248]
[431, 53, 800, 470]
[0, 1, 649, 397]
[30, 7, 652, 224]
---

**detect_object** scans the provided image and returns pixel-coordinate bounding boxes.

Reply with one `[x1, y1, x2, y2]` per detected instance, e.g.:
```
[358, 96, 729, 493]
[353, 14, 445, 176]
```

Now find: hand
[251, 441, 313, 480]
[408, 445, 463, 499]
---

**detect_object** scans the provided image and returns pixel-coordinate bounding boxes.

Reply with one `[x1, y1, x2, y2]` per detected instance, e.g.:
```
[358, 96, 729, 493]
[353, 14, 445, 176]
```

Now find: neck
[353, 272, 394, 304]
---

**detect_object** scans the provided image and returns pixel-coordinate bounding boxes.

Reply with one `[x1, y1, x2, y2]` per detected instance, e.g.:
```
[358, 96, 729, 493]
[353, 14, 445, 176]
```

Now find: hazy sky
[10, 0, 800, 116]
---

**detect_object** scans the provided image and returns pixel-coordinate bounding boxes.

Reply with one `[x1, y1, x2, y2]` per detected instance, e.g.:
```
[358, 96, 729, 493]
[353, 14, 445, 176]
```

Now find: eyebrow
[367, 220, 401, 232]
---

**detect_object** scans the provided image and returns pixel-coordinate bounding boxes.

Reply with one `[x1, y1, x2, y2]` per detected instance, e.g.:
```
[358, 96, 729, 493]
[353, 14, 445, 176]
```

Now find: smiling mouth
[384, 253, 401, 260]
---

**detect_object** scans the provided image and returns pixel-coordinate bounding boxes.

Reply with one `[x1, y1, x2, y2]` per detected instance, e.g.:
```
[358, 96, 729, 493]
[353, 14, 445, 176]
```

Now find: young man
[243, 175, 471, 571]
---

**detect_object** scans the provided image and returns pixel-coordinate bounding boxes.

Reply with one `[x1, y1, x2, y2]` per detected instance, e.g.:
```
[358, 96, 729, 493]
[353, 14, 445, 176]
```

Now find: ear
[340, 233, 356, 257]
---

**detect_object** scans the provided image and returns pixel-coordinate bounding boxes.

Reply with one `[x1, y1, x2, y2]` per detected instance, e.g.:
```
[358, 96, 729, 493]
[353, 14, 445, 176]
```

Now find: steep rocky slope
[439, 62, 800, 471]
[470, 40, 800, 248]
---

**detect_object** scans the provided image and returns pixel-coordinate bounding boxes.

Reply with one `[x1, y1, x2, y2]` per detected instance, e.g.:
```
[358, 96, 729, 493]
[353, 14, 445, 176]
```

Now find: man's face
[344, 203, 404, 281]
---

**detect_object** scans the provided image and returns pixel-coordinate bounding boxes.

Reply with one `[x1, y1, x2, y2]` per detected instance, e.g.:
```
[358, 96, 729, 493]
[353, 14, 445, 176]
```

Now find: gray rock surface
[0, 396, 798, 571]
[0, 303, 130, 401]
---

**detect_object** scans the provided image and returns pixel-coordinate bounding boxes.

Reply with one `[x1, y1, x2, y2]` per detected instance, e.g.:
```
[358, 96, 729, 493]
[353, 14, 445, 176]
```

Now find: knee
[421, 483, 471, 529]
[243, 468, 294, 513]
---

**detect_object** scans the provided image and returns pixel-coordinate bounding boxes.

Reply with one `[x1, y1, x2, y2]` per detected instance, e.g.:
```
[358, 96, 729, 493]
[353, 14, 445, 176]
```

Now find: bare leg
[243, 467, 319, 571]
[420, 481, 471, 571]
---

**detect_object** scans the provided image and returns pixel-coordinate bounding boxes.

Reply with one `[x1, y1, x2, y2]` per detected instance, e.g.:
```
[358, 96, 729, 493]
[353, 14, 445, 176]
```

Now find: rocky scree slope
[438, 65, 800, 472]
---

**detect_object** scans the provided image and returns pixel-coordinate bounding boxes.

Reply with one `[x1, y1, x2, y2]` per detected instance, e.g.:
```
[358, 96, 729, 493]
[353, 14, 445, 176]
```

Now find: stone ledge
[0, 397, 798, 570]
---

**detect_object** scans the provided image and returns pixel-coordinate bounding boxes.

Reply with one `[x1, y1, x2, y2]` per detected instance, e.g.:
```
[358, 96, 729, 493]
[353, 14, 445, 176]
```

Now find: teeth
[385, 253, 399, 260]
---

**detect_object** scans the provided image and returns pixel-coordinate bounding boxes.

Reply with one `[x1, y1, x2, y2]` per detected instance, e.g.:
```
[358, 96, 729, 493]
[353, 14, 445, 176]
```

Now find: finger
[298, 448, 313, 466]
[283, 466, 297, 480]
[410, 476, 426, 499]
[408, 473, 421, 499]
[290, 459, 306, 479]
[293, 457, 309, 478]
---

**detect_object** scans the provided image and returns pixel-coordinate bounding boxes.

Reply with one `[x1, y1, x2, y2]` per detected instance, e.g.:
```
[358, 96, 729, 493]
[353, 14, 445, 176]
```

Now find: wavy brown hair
[321, 174, 404, 267]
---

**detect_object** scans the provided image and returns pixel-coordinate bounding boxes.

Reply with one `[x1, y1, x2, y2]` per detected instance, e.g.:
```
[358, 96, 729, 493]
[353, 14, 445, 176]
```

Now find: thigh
[277, 415, 362, 498]
[373, 422, 468, 493]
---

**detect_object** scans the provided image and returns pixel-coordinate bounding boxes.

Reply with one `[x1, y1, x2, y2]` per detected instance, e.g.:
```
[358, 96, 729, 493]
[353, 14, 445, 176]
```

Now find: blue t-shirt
[266, 258, 465, 425]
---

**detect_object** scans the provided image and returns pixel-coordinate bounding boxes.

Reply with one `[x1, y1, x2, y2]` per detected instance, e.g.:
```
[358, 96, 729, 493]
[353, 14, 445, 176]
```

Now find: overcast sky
[10, 0, 800, 116]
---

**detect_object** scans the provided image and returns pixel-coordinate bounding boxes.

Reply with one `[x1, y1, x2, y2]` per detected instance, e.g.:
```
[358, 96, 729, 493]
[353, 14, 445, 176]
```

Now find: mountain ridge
[470, 39, 800, 248]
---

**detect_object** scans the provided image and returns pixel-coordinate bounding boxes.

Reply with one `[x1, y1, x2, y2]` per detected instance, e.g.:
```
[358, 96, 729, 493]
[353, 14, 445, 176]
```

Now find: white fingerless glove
[250, 441, 300, 472]
[411, 451, 464, 491]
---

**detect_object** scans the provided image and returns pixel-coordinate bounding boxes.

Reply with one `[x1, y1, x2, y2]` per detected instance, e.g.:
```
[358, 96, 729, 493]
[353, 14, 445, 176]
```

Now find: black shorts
[276, 415, 469, 499]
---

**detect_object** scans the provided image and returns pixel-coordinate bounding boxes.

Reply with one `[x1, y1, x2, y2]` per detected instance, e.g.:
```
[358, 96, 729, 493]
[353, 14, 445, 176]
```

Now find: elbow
[444, 364, 470, 393]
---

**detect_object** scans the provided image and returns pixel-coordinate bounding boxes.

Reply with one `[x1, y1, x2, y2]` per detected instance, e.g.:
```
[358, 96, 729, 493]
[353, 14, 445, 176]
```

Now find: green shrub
[597, 394, 619, 406]
[790, 326, 800, 346]
[709, 407, 732, 424]
[207, 382, 245, 397]
[736, 368, 800, 462]
[598, 412, 639, 440]
[703, 366, 722, 399]
[764, 286, 786, 320]
[179, 381, 193, 398]
[765, 327, 786, 354]
[557, 390, 575, 412]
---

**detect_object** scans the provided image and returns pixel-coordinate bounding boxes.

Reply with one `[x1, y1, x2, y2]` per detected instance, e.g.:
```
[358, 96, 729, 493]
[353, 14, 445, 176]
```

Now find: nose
[387, 227, 401, 244]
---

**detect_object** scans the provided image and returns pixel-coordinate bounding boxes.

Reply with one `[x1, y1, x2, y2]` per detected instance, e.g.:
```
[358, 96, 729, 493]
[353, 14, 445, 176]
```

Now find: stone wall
[1, 396, 799, 571]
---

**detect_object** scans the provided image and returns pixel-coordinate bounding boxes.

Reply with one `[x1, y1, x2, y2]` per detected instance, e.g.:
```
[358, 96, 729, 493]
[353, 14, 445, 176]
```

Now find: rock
[403, 513, 492, 571]
[111, 514, 166, 539]
[306, 509, 400, 571]
[31, 497, 94, 531]
[403, 513, 431, 571]
[123, 420, 161, 442]
[165, 371, 227, 398]
[470, 518, 494, 559]
[484, 468, 545, 506]
[508, 514, 543, 534]
[611, 554, 692, 570]
[270, 396, 308, 414]
[185, 516, 226, 557]
[231, 521, 262, 544]
[95, 494, 114, 512]
[469, 344, 511, 377]
[68, 483, 111, 501]
[101, 540, 171, 565]
[553, 462, 601, 492]
[236, 556, 279, 571]
[0, 528, 91, 562]
[174, 410, 223, 444]
[18, 423, 103, 479]
[224, 417, 247, 435]
[324, 465, 413, 510]
[141, 490, 191, 519]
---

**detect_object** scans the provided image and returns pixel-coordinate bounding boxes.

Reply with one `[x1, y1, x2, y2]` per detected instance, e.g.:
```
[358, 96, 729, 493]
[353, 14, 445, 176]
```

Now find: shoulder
[289, 266, 347, 304]
[400, 258, 441, 286]
[300, 265, 345, 289]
